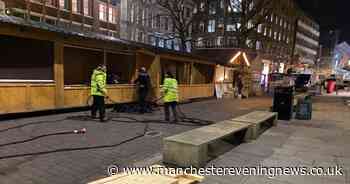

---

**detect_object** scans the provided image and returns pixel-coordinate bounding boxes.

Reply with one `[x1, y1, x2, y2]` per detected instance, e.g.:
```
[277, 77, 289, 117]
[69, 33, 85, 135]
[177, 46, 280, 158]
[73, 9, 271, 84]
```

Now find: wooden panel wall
[107, 85, 138, 103]
[63, 85, 138, 108]
[178, 84, 214, 101]
[63, 86, 90, 108]
[0, 84, 56, 114]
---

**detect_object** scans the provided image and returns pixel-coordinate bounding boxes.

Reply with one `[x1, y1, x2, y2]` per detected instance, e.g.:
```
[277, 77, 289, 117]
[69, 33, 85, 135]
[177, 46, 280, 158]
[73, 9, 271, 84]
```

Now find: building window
[198, 22, 205, 32]
[185, 7, 191, 17]
[217, 36, 224, 47]
[99, 2, 107, 21]
[256, 41, 262, 50]
[174, 39, 180, 51]
[163, 17, 169, 31]
[59, 0, 69, 10]
[193, 6, 198, 14]
[141, 9, 145, 26]
[257, 24, 262, 33]
[270, 14, 274, 22]
[200, 2, 205, 11]
[84, 0, 90, 16]
[227, 37, 238, 47]
[158, 39, 164, 48]
[148, 12, 153, 27]
[197, 37, 204, 47]
[278, 32, 282, 41]
[72, 0, 82, 13]
[166, 40, 173, 49]
[208, 20, 216, 33]
[230, 0, 241, 12]
[209, 1, 216, 14]
[220, 0, 224, 9]
[150, 35, 156, 46]
[274, 31, 277, 40]
[226, 24, 235, 31]
[247, 20, 253, 29]
[130, 4, 135, 23]
[109, 7, 117, 23]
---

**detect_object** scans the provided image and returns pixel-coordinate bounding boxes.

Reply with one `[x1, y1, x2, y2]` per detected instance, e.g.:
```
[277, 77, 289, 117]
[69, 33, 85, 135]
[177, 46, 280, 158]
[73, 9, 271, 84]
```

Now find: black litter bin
[295, 95, 312, 120]
[273, 86, 294, 120]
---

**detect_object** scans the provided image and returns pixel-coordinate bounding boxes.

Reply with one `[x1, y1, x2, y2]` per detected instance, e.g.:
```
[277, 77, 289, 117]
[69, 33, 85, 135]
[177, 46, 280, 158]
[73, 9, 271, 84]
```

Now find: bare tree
[156, 0, 195, 52]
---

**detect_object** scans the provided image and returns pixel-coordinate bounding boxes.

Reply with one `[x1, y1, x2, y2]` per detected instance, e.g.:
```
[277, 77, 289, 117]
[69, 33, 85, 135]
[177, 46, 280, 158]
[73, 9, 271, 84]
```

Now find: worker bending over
[162, 71, 179, 123]
[91, 64, 107, 122]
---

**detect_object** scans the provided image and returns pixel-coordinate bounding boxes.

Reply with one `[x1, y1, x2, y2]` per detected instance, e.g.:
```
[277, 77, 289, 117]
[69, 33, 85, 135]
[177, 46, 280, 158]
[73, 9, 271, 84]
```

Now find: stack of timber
[87, 165, 204, 184]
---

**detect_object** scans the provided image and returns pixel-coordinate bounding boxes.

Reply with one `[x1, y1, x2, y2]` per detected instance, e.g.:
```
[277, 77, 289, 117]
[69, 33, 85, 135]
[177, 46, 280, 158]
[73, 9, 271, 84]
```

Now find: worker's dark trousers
[138, 89, 148, 113]
[91, 95, 105, 121]
[164, 101, 178, 122]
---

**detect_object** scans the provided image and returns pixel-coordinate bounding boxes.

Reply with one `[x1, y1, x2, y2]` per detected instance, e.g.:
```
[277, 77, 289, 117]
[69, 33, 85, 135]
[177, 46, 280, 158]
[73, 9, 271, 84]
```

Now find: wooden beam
[54, 42, 65, 108]
[137, 49, 156, 56]
[190, 62, 194, 84]
[151, 55, 161, 100]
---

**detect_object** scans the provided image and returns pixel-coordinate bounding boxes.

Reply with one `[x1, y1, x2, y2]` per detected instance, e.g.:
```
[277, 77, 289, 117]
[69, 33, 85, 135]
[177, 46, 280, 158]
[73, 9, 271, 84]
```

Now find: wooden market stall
[0, 19, 216, 115]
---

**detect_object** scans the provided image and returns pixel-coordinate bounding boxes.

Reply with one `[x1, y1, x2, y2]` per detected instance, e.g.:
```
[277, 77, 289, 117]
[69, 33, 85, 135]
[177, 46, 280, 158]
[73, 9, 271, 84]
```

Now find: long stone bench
[232, 111, 277, 140]
[163, 120, 252, 168]
[163, 111, 278, 168]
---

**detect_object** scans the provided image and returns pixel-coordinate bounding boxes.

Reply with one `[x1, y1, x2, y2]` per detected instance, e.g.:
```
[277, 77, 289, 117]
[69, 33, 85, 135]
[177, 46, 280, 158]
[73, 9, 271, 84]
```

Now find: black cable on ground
[0, 134, 144, 160]
[0, 118, 69, 133]
[0, 129, 86, 148]
[0, 96, 213, 160]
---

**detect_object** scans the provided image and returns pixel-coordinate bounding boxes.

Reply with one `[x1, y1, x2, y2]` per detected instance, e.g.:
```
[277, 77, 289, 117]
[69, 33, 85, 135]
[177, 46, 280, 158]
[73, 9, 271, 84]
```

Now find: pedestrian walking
[134, 67, 151, 113]
[91, 64, 108, 122]
[162, 71, 179, 123]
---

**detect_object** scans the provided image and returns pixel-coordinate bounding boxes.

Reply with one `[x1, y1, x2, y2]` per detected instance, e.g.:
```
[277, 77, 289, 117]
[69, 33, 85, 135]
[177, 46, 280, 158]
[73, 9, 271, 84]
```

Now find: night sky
[296, 0, 350, 47]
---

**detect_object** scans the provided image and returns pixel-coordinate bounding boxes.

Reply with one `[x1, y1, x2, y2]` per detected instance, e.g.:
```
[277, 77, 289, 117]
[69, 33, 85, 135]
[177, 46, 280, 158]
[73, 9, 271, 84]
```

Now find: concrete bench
[232, 111, 277, 140]
[163, 120, 252, 168]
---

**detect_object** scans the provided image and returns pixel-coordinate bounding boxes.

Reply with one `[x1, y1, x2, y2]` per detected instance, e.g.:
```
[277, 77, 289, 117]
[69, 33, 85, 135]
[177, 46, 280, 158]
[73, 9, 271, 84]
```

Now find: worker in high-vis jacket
[162, 71, 179, 122]
[91, 64, 107, 122]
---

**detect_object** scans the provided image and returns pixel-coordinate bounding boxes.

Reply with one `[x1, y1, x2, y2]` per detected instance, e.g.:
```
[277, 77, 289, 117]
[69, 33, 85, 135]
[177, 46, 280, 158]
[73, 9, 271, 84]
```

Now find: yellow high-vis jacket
[162, 77, 178, 103]
[91, 69, 107, 96]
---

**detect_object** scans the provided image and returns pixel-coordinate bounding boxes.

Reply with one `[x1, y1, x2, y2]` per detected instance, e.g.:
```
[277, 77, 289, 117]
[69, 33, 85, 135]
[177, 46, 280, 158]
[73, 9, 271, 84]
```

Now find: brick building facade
[1, 0, 120, 37]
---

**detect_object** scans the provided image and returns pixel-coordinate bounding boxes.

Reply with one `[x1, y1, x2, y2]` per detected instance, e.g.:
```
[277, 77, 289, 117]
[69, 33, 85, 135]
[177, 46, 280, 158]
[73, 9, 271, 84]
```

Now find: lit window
[166, 40, 173, 49]
[226, 24, 235, 31]
[200, 2, 205, 11]
[208, 20, 216, 33]
[197, 37, 204, 47]
[209, 1, 216, 14]
[99, 2, 107, 21]
[59, 0, 68, 10]
[220, 0, 224, 9]
[230, 0, 241, 12]
[217, 36, 224, 46]
[72, 0, 81, 13]
[109, 7, 117, 23]
[257, 24, 262, 33]
[84, 0, 90, 16]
